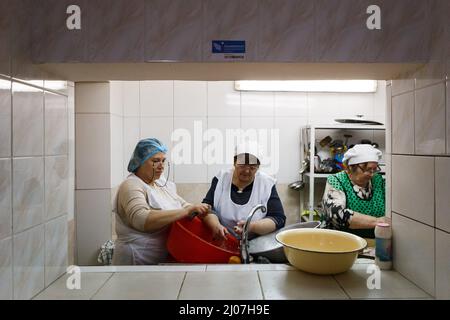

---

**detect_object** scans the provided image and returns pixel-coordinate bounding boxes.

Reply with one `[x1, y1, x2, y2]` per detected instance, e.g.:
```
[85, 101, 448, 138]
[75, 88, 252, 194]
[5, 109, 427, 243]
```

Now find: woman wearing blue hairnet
[112, 138, 210, 265]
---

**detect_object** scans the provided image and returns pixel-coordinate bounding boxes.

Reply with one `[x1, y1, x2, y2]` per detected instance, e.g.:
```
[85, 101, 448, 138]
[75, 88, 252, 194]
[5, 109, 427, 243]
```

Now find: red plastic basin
[167, 216, 240, 263]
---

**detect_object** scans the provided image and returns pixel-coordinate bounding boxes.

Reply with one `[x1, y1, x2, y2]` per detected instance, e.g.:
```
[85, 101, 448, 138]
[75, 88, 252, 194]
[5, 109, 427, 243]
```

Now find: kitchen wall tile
[241, 91, 274, 117]
[391, 92, 414, 154]
[447, 81, 449, 154]
[373, 81, 387, 123]
[176, 183, 211, 205]
[33, 272, 112, 300]
[274, 117, 308, 183]
[0, 79, 11, 157]
[179, 271, 262, 300]
[109, 81, 123, 116]
[75, 82, 109, 114]
[260, 270, 347, 299]
[75, 114, 111, 189]
[259, 0, 314, 62]
[173, 117, 207, 183]
[13, 225, 45, 300]
[44, 92, 68, 156]
[0, 159, 11, 240]
[31, 0, 87, 63]
[140, 81, 173, 117]
[145, 0, 202, 61]
[92, 272, 184, 300]
[12, 83, 44, 157]
[13, 157, 44, 233]
[206, 117, 240, 181]
[385, 84, 392, 154]
[67, 86, 75, 221]
[435, 157, 450, 232]
[315, 0, 381, 62]
[203, 0, 259, 62]
[76, 189, 112, 265]
[0, 237, 12, 300]
[207, 81, 240, 117]
[122, 81, 139, 116]
[45, 156, 68, 221]
[384, 154, 392, 218]
[391, 79, 414, 96]
[123, 117, 140, 178]
[87, 0, 144, 62]
[392, 155, 434, 226]
[45, 215, 68, 286]
[110, 114, 124, 188]
[415, 63, 447, 90]
[140, 117, 174, 149]
[274, 92, 308, 117]
[436, 229, 450, 299]
[414, 83, 446, 154]
[374, 0, 430, 63]
[276, 184, 300, 225]
[174, 81, 207, 117]
[392, 213, 435, 296]
[43, 81, 68, 97]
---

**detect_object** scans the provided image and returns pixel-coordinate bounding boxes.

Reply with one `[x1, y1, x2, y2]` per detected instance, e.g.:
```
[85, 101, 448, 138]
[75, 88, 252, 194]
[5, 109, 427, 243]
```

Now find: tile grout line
[89, 272, 115, 300]
[256, 271, 265, 300]
[176, 272, 188, 300]
[332, 275, 351, 300]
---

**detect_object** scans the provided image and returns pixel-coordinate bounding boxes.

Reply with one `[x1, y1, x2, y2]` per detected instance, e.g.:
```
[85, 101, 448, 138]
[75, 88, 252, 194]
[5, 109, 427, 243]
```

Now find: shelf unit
[300, 124, 386, 222]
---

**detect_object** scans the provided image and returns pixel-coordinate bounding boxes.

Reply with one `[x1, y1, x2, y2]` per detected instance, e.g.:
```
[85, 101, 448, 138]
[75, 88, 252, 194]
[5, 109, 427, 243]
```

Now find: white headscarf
[343, 144, 382, 165]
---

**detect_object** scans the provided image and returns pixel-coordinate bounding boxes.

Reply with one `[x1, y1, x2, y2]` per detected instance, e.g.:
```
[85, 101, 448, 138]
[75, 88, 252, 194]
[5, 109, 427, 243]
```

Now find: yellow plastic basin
[275, 228, 367, 275]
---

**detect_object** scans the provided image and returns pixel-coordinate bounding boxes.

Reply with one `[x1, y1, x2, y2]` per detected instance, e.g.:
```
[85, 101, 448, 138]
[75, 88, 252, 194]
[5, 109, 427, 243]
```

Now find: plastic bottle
[375, 222, 392, 270]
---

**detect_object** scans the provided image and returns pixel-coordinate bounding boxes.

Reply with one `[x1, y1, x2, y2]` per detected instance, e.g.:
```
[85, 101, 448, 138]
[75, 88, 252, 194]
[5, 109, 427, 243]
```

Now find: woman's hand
[184, 203, 210, 219]
[211, 224, 229, 241]
[233, 220, 248, 235]
[376, 216, 392, 225]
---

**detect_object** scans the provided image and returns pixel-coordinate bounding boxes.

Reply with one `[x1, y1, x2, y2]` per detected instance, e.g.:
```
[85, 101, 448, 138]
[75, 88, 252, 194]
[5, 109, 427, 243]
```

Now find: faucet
[240, 204, 267, 264]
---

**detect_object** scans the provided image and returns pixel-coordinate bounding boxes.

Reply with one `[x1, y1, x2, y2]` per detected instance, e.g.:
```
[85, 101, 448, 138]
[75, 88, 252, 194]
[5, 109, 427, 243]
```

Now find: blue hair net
[127, 138, 168, 173]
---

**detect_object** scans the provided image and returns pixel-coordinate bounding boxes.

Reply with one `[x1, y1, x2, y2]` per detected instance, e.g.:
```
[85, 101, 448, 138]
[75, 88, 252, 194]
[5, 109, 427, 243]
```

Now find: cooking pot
[248, 221, 320, 263]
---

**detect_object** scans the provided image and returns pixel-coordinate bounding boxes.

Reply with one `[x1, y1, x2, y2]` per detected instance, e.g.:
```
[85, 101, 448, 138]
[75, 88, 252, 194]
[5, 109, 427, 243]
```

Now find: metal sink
[248, 221, 321, 263]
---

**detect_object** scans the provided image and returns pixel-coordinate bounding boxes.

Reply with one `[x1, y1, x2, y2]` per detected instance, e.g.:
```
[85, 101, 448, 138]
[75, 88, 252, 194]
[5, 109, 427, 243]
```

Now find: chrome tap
[240, 204, 267, 264]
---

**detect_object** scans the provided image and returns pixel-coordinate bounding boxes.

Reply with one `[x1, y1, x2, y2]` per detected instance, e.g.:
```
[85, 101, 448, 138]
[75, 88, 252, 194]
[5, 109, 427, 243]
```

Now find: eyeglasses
[357, 164, 382, 175]
[150, 159, 169, 168]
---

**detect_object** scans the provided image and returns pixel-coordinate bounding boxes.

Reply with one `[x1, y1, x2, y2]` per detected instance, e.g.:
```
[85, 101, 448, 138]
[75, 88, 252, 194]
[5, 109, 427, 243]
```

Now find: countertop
[33, 259, 431, 300]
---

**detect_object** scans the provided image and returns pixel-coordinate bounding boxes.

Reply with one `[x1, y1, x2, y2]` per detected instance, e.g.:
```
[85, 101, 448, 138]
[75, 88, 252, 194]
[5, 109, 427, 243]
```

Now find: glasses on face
[150, 158, 168, 169]
[236, 164, 259, 171]
[357, 164, 382, 175]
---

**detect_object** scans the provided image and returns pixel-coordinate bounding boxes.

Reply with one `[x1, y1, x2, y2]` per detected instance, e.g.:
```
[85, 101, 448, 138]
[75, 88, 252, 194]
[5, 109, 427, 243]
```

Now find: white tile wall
[13, 225, 45, 300]
[0, 80, 11, 158]
[67, 86, 75, 221]
[174, 81, 206, 117]
[140, 81, 173, 117]
[123, 81, 139, 116]
[392, 213, 435, 296]
[13, 157, 44, 233]
[0, 159, 11, 239]
[241, 91, 274, 117]
[76, 190, 112, 266]
[12, 84, 44, 157]
[45, 215, 68, 286]
[173, 117, 207, 183]
[392, 92, 414, 154]
[110, 114, 124, 188]
[45, 156, 68, 221]
[0, 237, 12, 300]
[75, 83, 110, 113]
[123, 117, 140, 177]
[436, 229, 450, 299]
[414, 83, 446, 154]
[44, 92, 68, 156]
[274, 92, 308, 117]
[391, 79, 414, 96]
[435, 157, 450, 232]
[308, 92, 374, 120]
[207, 81, 240, 117]
[385, 84, 392, 154]
[373, 81, 387, 124]
[392, 155, 434, 226]
[109, 81, 123, 116]
[75, 114, 111, 189]
[446, 81, 449, 154]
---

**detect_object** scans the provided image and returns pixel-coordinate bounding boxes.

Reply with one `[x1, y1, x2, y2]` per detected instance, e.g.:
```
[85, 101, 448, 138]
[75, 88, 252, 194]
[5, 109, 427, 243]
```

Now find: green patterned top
[327, 171, 385, 217]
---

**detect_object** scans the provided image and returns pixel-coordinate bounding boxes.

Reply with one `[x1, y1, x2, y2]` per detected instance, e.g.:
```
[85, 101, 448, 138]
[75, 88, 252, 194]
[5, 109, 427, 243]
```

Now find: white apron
[213, 168, 276, 234]
[113, 174, 184, 265]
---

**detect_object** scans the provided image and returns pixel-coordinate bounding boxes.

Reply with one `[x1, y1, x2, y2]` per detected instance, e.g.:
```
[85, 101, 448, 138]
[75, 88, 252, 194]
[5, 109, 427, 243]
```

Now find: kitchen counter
[33, 259, 432, 300]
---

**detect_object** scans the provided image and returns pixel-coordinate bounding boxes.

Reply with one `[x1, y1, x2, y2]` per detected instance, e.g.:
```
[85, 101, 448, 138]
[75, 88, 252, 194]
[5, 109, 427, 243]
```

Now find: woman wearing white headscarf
[113, 138, 210, 265]
[321, 144, 388, 238]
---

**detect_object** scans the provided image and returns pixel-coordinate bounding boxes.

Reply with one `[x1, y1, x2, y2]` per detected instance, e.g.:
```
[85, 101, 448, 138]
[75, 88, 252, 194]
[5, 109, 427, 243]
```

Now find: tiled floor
[33, 261, 432, 300]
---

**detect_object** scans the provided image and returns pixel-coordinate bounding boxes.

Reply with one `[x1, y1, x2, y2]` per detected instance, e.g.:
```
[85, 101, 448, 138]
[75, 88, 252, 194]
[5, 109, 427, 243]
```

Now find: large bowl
[275, 228, 367, 275]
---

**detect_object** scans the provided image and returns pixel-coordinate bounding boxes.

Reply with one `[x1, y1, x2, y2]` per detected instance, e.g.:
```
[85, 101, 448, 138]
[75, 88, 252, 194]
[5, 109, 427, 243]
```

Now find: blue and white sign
[212, 40, 246, 54]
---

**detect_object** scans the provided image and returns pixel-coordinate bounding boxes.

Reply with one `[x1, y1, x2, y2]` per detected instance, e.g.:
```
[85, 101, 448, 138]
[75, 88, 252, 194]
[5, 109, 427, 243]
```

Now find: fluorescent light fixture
[235, 80, 377, 93]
